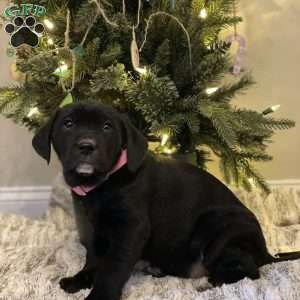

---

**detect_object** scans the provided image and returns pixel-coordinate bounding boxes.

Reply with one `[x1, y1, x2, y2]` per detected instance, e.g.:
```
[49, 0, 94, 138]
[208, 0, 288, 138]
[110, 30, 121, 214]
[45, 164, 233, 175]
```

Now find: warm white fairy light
[47, 38, 54, 45]
[248, 177, 255, 186]
[44, 19, 54, 30]
[163, 147, 177, 155]
[271, 104, 281, 112]
[206, 87, 219, 95]
[199, 8, 207, 19]
[262, 104, 281, 115]
[161, 134, 169, 147]
[27, 107, 39, 118]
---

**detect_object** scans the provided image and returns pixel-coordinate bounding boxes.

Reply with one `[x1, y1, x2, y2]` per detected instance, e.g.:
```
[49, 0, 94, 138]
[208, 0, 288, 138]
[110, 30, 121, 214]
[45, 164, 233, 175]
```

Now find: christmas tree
[0, 0, 295, 193]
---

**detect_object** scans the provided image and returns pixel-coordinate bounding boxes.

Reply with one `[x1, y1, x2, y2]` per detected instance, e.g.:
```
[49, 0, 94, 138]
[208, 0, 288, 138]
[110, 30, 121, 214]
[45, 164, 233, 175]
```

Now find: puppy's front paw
[59, 270, 94, 293]
[59, 275, 88, 294]
[84, 287, 120, 300]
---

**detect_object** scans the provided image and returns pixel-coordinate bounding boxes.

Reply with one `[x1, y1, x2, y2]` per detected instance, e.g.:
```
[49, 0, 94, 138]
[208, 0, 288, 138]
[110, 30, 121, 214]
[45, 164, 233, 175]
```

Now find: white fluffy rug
[1, 184, 300, 300]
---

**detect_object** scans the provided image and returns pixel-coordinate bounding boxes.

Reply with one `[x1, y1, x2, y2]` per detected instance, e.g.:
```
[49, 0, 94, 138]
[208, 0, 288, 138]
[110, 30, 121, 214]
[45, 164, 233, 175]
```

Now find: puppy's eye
[64, 118, 73, 129]
[103, 122, 112, 132]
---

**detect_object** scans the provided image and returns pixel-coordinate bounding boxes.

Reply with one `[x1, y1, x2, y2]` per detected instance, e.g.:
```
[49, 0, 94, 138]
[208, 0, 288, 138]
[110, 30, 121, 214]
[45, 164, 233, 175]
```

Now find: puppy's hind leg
[207, 247, 260, 286]
[134, 260, 166, 277]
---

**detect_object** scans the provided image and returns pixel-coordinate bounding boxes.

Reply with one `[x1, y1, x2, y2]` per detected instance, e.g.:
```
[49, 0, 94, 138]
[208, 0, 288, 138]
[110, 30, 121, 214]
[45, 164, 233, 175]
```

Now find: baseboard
[268, 179, 300, 187]
[0, 186, 52, 217]
[0, 179, 300, 217]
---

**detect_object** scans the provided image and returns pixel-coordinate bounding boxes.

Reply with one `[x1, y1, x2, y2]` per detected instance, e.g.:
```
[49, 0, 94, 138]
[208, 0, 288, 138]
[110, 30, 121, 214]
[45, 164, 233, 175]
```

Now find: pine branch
[90, 63, 128, 93]
[195, 148, 211, 169]
[199, 101, 238, 149]
[75, 1, 98, 32]
[240, 160, 271, 194]
[235, 109, 295, 131]
[209, 74, 255, 102]
[219, 156, 232, 183]
[263, 118, 295, 130]
[154, 39, 171, 74]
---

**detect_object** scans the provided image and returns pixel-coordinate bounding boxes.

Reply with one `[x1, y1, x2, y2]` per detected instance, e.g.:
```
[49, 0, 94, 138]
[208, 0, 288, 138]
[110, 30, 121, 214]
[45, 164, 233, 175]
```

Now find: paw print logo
[4, 16, 44, 48]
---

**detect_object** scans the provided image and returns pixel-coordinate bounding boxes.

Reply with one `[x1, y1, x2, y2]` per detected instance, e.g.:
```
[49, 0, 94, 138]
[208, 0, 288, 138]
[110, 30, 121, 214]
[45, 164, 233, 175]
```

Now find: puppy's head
[32, 103, 148, 187]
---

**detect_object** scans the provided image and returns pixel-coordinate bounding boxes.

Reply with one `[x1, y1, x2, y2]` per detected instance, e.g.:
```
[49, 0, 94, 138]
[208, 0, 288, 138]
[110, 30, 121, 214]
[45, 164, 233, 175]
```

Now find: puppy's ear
[122, 115, 148, 172]
[32, 113, 58, 164]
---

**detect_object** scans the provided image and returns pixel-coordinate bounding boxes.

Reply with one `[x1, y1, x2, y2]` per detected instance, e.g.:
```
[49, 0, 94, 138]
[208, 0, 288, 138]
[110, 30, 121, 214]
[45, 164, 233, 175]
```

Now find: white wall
[0, 0, 59, 186]
[0, 0, 299, 188]
[207, 0, 300, 180]
[238, 0, 300, 179]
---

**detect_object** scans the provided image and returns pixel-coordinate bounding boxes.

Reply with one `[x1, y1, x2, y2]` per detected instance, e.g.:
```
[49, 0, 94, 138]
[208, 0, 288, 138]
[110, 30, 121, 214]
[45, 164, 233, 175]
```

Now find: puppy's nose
[77, 139, 96, 155]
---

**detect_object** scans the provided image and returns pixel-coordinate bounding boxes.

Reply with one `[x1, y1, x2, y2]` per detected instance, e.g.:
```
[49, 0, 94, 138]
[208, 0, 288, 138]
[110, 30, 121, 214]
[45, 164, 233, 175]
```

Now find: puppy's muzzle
[76, 138, 96, 176]
[77, 138, 96, 155]
[76, 163, 95, 176]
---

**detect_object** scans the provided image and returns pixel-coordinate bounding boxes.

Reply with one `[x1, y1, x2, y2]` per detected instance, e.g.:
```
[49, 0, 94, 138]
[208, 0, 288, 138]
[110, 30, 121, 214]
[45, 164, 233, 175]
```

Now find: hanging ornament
[73, 45, 85, 57]
[53, 61, 70, 79]
[59, 93, 73, 108]
[225, 0, 245, 76]
[130, 28, 140, 69]
[130, 27, 147, 75]
[225, 34, 246, 75]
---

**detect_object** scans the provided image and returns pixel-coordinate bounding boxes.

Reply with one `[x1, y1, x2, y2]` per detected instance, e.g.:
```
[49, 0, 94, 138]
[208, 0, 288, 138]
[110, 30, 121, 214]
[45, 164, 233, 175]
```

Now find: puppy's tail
[267, 251, 300, 264]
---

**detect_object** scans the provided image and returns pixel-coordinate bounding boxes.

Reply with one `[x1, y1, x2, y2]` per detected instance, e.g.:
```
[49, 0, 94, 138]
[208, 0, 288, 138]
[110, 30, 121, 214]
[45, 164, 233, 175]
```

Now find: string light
[47, 38, 54, 45]
[199, 8, 207, 19]
[161, 134, 169, 147]
[27, 107, 39, 118]
[262, 104, 281, 115]
[271, 104, 281, 112]
[163, 147, 177, 154]
[44, 19, 54, 30]
[248, 177, 255, 187]
[206, 87, 219, 95]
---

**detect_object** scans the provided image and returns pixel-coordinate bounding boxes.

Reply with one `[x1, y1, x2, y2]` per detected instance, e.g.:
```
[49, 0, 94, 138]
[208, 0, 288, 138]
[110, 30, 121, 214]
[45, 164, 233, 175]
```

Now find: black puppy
[33, 103, 300, 300]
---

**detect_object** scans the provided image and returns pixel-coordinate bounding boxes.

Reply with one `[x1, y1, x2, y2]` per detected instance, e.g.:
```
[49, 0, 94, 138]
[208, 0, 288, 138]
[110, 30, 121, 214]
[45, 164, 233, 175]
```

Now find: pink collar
[71, 149, 127, 196]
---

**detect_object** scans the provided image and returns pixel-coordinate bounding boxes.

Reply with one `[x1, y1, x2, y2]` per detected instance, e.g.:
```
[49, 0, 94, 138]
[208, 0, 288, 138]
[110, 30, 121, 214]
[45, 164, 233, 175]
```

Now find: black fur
[32, 103, 300, 300]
